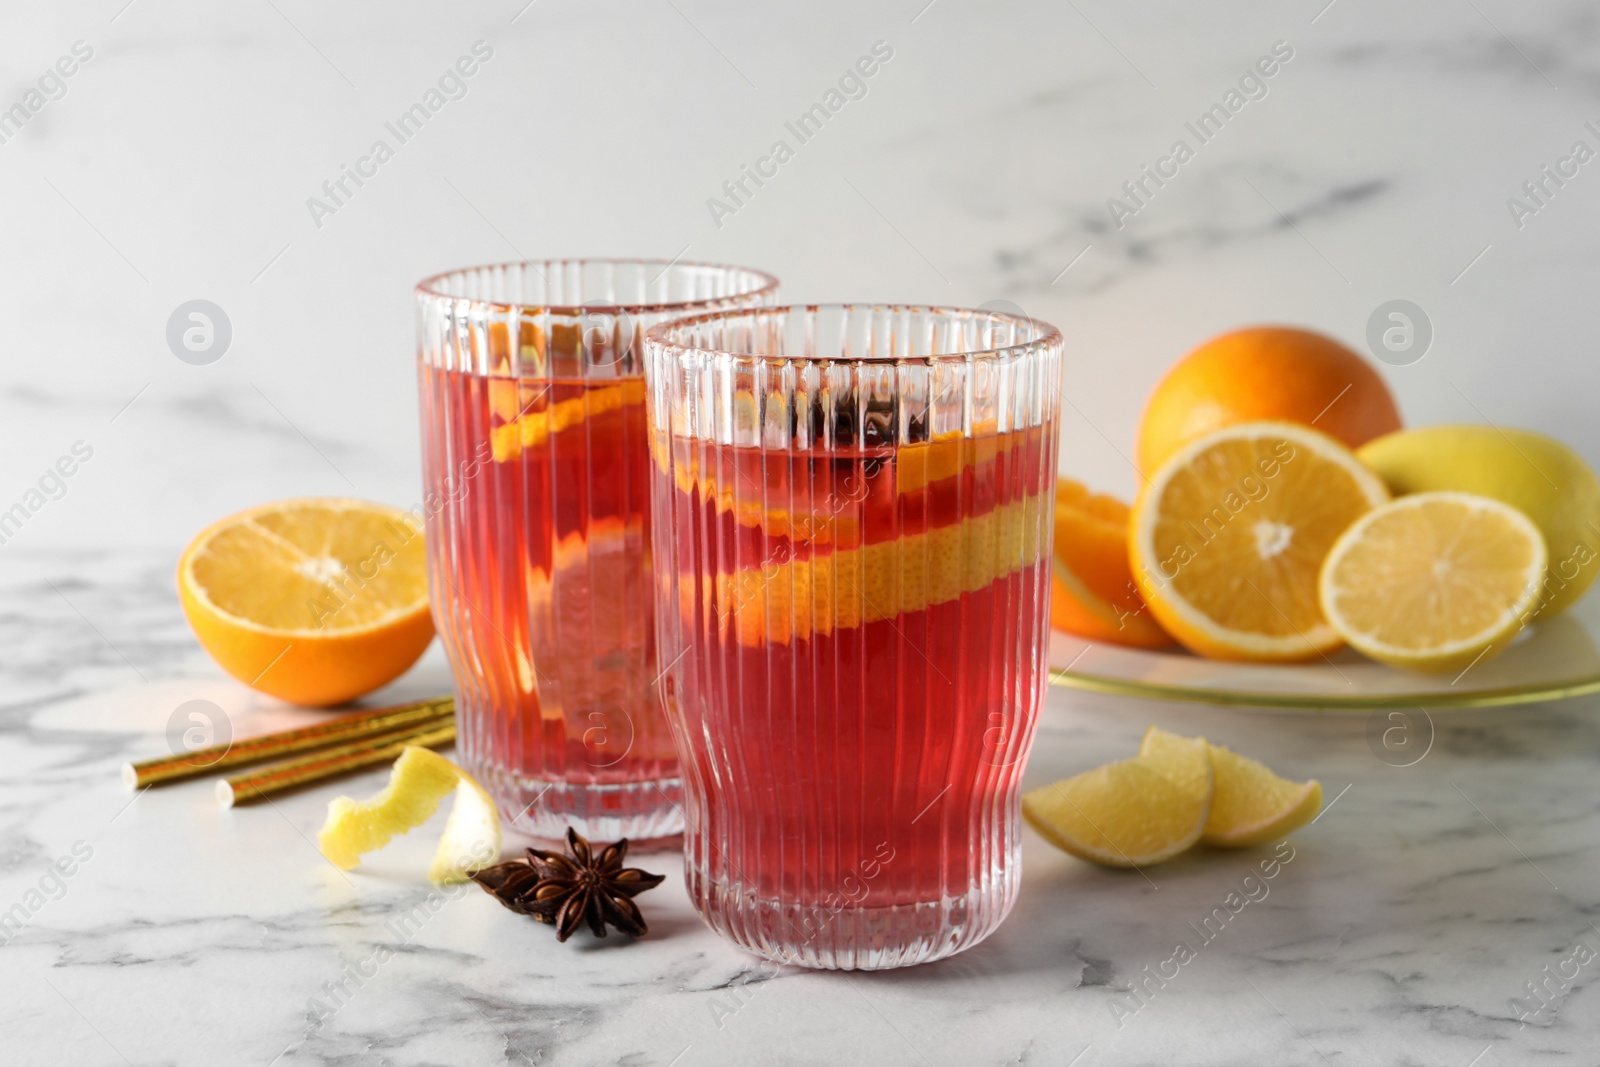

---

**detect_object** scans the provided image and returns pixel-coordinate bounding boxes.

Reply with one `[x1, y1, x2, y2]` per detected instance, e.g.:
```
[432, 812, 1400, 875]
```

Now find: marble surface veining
[6, 555, 1600, 1065]
[4, 0, 1600, 1063]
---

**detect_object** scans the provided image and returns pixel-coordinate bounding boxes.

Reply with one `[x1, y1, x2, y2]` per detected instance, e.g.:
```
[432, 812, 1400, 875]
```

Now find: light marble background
[3, 0, 1599, 1063]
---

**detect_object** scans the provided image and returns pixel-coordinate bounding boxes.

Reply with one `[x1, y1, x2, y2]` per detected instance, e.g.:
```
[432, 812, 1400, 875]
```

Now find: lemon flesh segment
[1023, 757, 1210, 868]
[1137, 725, 1213, 804]
[1203, 742, 1321, 848]
[1319, 491, 1548, 673]
[317, 746, 502, 884]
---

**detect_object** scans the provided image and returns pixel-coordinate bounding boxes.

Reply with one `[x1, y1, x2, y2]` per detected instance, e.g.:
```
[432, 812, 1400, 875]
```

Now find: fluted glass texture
[646, 305, 1063, 968]
[416, 260, 779, 842]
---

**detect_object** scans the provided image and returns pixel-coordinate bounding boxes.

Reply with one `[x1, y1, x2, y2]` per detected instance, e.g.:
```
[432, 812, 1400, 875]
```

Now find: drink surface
[422, 367, 677, 797]
[656, 424, 1052, 908]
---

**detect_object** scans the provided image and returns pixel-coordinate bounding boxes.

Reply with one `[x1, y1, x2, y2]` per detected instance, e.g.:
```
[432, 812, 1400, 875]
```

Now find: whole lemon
[1357, 425, 1600, 618]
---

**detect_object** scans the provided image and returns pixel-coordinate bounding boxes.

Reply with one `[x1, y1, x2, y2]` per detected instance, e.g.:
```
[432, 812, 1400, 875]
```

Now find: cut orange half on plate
[1129, 421, 1388, 662]
[178, 498, 434, 707]
[1051, 478, 1172, 648]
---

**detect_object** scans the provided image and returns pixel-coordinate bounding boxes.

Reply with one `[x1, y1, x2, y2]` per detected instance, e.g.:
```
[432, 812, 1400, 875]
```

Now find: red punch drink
[647, 305, 1063, 968]
[421, 369, 672, 822]
[416, 261, 777, 842]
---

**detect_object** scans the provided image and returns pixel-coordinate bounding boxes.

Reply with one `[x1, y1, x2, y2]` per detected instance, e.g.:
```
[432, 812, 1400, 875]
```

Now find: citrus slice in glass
[704, 497, 1047, 645]
[318, 746, 502, 884]
[1129, 420, 1388, 662]
[490, 379, 645, 461]
[1319, 490, 1548, 673]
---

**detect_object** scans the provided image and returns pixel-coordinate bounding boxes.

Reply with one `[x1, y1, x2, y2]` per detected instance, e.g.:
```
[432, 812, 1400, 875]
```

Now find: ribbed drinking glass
[646, 304, 1064, 968]
[416, 260, 779, 842]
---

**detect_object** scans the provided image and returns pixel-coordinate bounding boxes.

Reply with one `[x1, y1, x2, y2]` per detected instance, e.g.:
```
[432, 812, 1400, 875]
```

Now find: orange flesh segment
[1051, 479, 1170, 647]
[1132, 422, 1388, 660]
[187, 502, 426, 632]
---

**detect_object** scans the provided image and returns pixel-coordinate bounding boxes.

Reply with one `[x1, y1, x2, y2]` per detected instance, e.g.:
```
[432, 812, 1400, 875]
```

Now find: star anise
[470, 827, 665, 942]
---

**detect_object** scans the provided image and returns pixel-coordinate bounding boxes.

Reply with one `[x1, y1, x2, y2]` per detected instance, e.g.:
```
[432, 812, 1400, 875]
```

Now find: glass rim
[643, 303, 1063, 363]
[413, 257, 781, 315]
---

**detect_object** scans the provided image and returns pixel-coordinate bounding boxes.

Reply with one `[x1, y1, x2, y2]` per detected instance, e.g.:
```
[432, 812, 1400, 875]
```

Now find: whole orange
[1137, 327, 1402, 476]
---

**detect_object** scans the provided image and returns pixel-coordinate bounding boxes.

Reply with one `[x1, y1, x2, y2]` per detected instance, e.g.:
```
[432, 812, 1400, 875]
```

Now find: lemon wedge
[1028, 727, 1323, 867]
[1200, 742, 1321, 848]
[1136, 726, 1212, 801]
[317, 746, 502, 884]
[1138, 726, 1322, 848]
[1022, 735, 1210, 868]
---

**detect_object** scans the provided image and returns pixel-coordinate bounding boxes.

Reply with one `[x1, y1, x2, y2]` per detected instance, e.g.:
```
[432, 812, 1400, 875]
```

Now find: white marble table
[8, 621, 1600, 1065]
[5, 0, 1600, 1062]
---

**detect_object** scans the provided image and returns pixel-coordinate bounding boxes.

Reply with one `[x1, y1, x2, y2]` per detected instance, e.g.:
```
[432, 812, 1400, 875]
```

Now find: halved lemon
[318, 746, 501, 885]
[1051, 479, 1172, 648]
[178, 498, 434, 707]
[1319, 491, 1547, 673]
[1022, 736, 1211, 868]
[1129, 421, 1388, 662]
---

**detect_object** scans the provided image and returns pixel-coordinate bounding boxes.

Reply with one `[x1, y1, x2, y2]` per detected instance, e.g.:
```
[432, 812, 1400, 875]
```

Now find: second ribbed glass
[646, 305, 1064, 968]
[416, 260, 778, 843]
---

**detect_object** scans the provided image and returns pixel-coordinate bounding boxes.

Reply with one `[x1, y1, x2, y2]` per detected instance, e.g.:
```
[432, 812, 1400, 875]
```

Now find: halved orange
[1129, 421, 1387, 662]
[178, 499, 434, 707]
[1051, 479, 1171, 648]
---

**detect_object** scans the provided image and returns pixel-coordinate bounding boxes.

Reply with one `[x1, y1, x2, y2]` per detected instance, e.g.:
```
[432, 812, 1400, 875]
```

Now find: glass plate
[1046, 594, 1600, 711]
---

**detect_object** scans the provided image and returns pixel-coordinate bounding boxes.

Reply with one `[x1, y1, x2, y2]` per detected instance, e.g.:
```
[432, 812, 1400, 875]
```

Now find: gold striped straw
[216, 720, 457, 808]
[123, 696, 453, 789]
